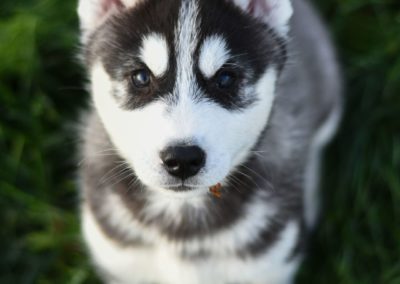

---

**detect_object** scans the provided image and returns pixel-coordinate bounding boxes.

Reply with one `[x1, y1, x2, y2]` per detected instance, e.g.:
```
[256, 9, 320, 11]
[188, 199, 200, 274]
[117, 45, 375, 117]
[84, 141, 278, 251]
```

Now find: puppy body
[78, 0, 341, 283]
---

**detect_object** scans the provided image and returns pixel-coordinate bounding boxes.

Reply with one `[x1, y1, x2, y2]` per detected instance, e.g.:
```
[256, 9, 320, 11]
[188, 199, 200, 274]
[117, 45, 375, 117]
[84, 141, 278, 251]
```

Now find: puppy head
[79, 0, 291, 196]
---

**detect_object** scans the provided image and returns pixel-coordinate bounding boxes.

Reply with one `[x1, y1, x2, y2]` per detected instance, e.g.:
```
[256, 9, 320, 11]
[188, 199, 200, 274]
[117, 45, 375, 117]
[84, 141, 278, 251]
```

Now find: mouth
[163, 182, 224, 198]
[165, 185, 197, 192]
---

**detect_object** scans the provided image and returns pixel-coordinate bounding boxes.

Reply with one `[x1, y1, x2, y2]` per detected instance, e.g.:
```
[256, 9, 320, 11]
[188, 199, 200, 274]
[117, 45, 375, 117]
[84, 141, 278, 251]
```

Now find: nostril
[164, 158, 179, 170]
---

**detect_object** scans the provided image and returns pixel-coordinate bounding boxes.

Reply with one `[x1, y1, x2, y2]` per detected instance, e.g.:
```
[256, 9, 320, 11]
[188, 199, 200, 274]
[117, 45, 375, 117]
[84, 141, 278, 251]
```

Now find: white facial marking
[174, 0, 200, 103]
[91, 63, 170, 189]
[140, 34, 169, 77]
[229, 68, 278, 168]
[199, 36, 230, 78]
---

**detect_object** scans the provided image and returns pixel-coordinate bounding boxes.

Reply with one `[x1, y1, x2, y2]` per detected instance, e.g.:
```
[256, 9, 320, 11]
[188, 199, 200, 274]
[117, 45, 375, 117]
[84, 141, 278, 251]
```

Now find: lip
[164, 185, 199, 192]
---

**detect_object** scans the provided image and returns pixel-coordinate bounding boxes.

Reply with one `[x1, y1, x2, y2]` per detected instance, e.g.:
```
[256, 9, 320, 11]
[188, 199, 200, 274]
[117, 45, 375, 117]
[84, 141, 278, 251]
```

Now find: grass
[0, 0, 399, 283]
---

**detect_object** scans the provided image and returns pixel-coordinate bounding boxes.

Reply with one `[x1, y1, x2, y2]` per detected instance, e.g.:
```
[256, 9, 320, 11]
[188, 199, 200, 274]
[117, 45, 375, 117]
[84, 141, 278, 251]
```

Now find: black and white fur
[78, 0, 342, 283]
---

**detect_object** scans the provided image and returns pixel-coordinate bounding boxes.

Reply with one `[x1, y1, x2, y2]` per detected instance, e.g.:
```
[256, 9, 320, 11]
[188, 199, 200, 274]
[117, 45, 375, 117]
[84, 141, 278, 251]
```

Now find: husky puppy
[78, 0, 341, 283]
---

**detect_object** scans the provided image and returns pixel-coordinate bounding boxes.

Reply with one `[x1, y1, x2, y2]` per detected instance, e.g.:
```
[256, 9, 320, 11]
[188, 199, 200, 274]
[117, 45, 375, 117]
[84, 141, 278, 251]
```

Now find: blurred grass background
[0, 0, 399, 283]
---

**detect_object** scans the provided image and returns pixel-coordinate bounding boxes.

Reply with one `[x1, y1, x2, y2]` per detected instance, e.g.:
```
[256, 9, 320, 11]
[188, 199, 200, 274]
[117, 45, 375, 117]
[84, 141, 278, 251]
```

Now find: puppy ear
[78, 0, 139, 42]
[230, 0, 293, 36]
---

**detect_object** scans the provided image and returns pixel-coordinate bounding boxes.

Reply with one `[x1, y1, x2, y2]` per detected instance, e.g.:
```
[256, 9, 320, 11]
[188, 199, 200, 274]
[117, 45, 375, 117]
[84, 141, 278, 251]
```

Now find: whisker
[237, 164, 273, 191]
[233, 169, 263, 190]
[226, 175, 248, 193]
[127, 177, 143, 194]
[100, 162, 131, 185]
[107, 171, 136, 189]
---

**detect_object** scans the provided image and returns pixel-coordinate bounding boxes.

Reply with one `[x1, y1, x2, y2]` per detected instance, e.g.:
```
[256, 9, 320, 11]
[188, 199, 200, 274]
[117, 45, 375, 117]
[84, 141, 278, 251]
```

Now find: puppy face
[83, 0, 288, 195]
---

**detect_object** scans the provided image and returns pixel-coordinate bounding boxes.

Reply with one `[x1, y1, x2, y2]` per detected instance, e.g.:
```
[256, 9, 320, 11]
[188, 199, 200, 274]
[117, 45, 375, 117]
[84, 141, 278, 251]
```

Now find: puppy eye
[131, 68, 151, 88]
[215, 70, 236, 89]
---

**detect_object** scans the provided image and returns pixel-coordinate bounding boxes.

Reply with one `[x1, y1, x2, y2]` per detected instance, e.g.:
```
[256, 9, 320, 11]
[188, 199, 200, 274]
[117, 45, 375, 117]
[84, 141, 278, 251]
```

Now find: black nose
[160, 146, 206, 180]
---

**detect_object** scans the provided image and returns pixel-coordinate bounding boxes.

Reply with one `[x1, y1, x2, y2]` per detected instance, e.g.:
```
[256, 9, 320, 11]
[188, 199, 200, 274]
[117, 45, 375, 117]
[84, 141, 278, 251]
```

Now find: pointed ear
[230, 0, 293, 36]
[78, 0, 139, 42]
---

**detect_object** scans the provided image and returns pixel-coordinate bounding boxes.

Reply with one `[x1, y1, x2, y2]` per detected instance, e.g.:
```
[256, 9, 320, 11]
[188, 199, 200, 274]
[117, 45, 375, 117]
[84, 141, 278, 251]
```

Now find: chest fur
[82, 206, 299, 284]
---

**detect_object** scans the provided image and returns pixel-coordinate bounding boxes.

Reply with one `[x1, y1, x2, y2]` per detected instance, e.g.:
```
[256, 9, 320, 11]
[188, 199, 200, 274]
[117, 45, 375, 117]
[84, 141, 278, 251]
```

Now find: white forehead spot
[199, 36, 230, 78]
[140, 34, 169, 77]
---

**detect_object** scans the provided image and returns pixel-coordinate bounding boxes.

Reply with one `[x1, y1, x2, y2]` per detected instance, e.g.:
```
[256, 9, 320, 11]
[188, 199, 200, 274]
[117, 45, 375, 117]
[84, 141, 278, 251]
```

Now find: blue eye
[131, 69, 151, 88]
[216, 70, 236, 89]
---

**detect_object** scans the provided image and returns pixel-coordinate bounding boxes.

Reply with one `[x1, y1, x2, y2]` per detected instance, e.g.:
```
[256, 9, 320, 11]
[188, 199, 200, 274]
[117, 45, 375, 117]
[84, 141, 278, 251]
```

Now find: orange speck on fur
[209, 183, 223, 198]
